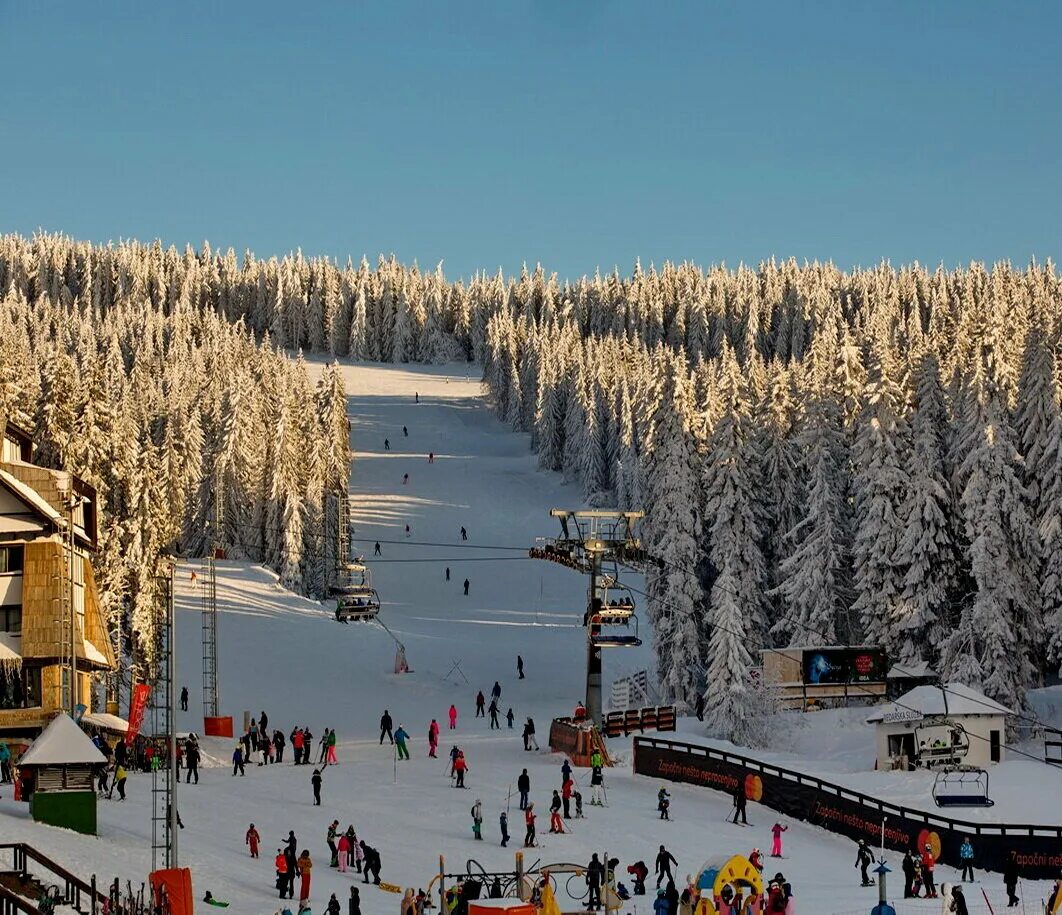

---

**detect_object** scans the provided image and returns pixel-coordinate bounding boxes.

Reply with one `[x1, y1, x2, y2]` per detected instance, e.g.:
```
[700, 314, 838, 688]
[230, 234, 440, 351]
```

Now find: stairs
[0, 843, 123, 915]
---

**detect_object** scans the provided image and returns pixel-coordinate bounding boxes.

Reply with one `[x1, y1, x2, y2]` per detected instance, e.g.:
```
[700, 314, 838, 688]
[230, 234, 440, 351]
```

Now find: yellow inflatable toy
[693, 855, 765, 915]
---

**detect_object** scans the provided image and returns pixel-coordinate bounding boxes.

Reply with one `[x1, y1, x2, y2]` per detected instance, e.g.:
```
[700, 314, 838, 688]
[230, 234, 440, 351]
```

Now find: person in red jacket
[274, 849, 289, 899]
[292, 729, 305, 765]
[428, 719, 440, 758]
[246, 823, 260, 858]
[454, 751, 468, 788]
[449, 705, 458, 729]
[524, 803, 537, 847]
[921, 846, 938, 898]
[562, 776, 574, 819]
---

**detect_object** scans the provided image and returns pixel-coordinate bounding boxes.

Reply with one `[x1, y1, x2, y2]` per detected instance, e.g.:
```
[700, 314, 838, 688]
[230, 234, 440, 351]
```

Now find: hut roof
[19, 713, 107, 766]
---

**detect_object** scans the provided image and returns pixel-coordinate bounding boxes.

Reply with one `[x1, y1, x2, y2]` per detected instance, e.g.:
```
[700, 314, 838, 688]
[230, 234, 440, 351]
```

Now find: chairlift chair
[915, 719, 971, 768]
[932, 765, 994, 808]
[589, 611, 642, 648]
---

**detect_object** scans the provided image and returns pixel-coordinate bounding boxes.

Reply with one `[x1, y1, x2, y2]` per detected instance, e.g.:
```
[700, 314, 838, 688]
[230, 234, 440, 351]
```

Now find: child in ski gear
[959, 837, 975, 882]
[506, 708, 514, 728]
[380, 710, 394, 744]
[338, 832, 350, 873]
[628, 862, 648, 895]
[658, 787, 670, 820]
[471, 799, 483, 840]
[524, 804, 536, 847]
[327, 893, 342, 915]
[311, 769, 322, 805]
[247, 824, 261, 858]
[499, 811, 509, 847]
[856, 840, 874, 886]
[749, 849, 763, 872]
[395, 725, 410, 760]
[448, 704, 458, 729]
[232, 745, 245, 776]
[770, 822, 787, 857]
[549, 790, 563, 833]
[517, 769, 531, 809]
[574, 789, 585, 818]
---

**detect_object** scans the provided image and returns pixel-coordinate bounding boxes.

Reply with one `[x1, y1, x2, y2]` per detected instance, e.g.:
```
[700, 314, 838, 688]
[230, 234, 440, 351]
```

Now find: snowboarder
[730, 782, 747, 824]
[380, 710, 394, 744]
[488, 699, 500, 729]
[448, 704, 458, 729]
[959, 836, 975, 882]
[523, 803, 536, 847]
[247, 824, 260, 858]
[460, 526, 467, 541]
[311, 769, 322, 806]
[374, 542, 382, 556]
[586, 854, 605, 911]
[297, 850, 313, 906]
[627, 862, 648, 896]
[770, 822, 787, 857]
[590, 764, 604, 806]
[428, 719, 440, 757]
[855, 840, 874, 886]
[517, 768, 531, 809]
[454, 750, 468, 787]
[658, 786, 670, 820]
[506, 708, 514, 729]
[179, 686, 188, 711]
[384, 439, 390, 450]
[463, 578, 469, 596]
[471, 799, 483, 840]
[394, 725, 410, 760]
[500, 810, 509, 847]
[549, 790, 563, 833]
[475, 691, 485, 717]
[328, 821, 340, 867]
[1003, 855, 1019, 907]
[655, 846, 677, 888]
[232, 745, 245, 776]
[562, 776, 574, 818]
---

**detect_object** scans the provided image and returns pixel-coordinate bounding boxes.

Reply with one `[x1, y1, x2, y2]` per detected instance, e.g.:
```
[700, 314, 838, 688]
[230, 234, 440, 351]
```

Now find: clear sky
[1, 1, 1059, 281]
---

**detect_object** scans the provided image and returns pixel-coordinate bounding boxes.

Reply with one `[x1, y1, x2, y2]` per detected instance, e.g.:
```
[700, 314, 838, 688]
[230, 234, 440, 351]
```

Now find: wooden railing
[0, 881, 43, 915]
[0, 843, 122, 915]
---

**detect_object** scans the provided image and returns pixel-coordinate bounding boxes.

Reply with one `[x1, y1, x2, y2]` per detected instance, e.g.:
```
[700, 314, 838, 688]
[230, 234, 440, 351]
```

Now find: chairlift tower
[151, 563, 179, 871]
[201, 490, 221, 720]
[531, 510, 648, 726]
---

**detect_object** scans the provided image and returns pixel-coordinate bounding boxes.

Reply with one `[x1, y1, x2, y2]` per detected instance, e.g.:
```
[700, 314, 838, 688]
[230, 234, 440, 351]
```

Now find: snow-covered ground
[2, 362, 1058, 915]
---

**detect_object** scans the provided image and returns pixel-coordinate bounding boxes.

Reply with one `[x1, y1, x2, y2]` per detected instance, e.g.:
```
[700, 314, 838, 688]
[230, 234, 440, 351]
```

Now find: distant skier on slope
[380, 710, 394, 745]
[460, 526, 467, 540]
[475, 691, 486, 717]
[488, 699, 500, 729]
[428, 719, 440, 757]
[463, 578, 470, 596]
[448, 704, 458, 729]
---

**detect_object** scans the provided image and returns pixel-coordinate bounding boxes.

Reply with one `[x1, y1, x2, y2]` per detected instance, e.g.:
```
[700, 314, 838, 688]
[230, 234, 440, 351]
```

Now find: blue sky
[1, 1, 1059, 281]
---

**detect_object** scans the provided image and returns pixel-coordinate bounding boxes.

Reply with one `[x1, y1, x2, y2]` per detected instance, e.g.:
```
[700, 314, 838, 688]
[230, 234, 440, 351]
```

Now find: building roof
[0, 467, 63, 526]
[866, 682, 1013, 723]
[18, 713, 107, 767]
[886, 661, 936, 680]
[81, 712, 129, 734]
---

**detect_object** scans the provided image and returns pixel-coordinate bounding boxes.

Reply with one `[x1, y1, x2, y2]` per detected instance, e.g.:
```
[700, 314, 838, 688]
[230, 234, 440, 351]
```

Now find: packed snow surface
[2, 362, 1058, 915]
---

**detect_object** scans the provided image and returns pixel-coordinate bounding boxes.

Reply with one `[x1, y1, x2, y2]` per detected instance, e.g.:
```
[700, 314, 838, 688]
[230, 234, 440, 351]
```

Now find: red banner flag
[127, 683, 152, 742]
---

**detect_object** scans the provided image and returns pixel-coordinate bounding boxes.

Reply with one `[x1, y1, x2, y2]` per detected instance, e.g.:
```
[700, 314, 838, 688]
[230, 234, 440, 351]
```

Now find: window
[0, 664, 42, 710]
[0, 545, 24, 574]
[0, 605, 20, 633]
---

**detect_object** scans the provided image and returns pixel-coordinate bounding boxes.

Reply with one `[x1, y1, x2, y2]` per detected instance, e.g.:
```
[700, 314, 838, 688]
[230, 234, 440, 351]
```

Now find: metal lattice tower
[532, 510, 648, 726]
[201, 554, 218, 718]
[151, 564, 179, 871]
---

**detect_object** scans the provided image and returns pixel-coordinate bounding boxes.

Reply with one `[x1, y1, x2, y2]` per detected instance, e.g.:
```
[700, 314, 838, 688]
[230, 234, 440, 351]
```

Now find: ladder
[150, 568, 177, 872]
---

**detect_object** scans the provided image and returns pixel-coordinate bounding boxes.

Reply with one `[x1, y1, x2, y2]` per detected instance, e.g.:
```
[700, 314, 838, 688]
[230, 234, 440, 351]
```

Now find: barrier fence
[633, 736, 1062, 880]
[603, 705, 676, 738]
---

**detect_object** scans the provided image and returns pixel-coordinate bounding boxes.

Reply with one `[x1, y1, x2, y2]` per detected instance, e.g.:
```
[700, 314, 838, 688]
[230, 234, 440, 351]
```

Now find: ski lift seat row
[932, 766, 994, 808]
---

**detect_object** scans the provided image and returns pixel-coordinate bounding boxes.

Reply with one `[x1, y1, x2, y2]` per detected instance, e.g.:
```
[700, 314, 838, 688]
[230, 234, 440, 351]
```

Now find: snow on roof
[0, 468, 62, 525]
[18, 713, 107, 767]
[866, 682, 1012, 722]
[82, 712, 128, 733]
[886, 661, 936, 680]
[83, 639, 108, 666]
[0, 632, 21, 669]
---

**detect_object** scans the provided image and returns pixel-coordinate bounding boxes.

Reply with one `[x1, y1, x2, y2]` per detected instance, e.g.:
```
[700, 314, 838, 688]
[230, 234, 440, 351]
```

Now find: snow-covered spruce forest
[0, 237, 351, 675]
[1, 234, 1061, 740]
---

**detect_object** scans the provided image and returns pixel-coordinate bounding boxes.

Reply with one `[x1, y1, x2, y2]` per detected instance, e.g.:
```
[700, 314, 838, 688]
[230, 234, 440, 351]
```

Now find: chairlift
[333, 564, 381, 622]
[915, 719, 970, 768]
[589, 611, 642, 648]
[932, 765, 994, 808]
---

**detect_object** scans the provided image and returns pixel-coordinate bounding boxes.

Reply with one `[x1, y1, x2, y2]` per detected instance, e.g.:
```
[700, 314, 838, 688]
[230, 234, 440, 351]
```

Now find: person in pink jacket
[337, 833, 350, 873]
[448, 705, 458, 729]
[770, 823, 788, 858]
[428, 719, 440, 757]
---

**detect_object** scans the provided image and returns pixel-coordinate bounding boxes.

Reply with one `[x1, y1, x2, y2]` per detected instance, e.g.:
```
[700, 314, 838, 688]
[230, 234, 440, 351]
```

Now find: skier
[523, 803, 536, 847]
[374, 542, 382, 556]
[345, 826, 359, 871]
[179, 686, 188, 711]
[1003, 855, 1019, 907]
[283, 833, 299, 899]
[297, 850, 312, 907]
[920, 845, 937, 898]
[627, 862, 648, 896]
[517, 655, 524, 679]
[855, 839, 874, 887]
[328, 820, 340, 867]
[275, 849, 290, 898]
[449, 704, 458, 729]
[488, 698, 500, 729]
[574, 789, 584, 818]
[403, 426, 408, 436]
[394, 724, 410, 760]
[491, 681, 502, 701]
[561, 757, 573, 785]
[658, 786, 670, 820]
[445, 567, 450, 582]
[655, 846, 677, 888]
[562, 776, 574, 818]
[380, 709, 394, 744]
[428, 719, 440, 757]
[337, 831, 350, 873]
[384, 439, 390, 450]
[901, 850, 917, 898]
[475, 691, 486, 717]
[232, 744, 245, 776]
[730, 782, 747, 825]
[428, 452, 434, 463]
[770, 822, 787, 857]
[586, 854, 605, 911]
[327, 728, 338, 766]
[246, 823, 261, 858]
[405, 524, 411, 538]
[517, 768, 531, 809]
[499, 809, 510, 847]
[506, 708, 514, 729]
[525, 717, 538, 750]
[590, 763, 604, 806]
[549, 790, 563, 833]
[463, 578, 469, 596]
[311, 769, 322, 806]
[959, 836, 975, 882]
[185, 737, 200, 784]
[460, 526, 467, 541]
[749, 848, 763, 872]
[318, 729, 329, 766]
[450, 745, 461, 778]
[471, 799, 483, 840]
[453, 750, 468, 787]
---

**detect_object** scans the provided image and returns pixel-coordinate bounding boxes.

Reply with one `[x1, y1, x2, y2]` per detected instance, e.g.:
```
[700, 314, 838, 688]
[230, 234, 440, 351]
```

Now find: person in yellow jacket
[110, 764, 127, 800]
[298, 850, 313, 905]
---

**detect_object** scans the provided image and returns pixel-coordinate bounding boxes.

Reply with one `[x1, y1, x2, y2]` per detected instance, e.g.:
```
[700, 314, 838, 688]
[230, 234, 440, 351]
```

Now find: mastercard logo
[745, 774, 763, 802]
[917, 829, 942, 859]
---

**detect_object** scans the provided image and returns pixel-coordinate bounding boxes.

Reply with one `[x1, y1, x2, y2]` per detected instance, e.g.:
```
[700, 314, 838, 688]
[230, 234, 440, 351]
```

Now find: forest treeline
[1, 234, 1059, 738]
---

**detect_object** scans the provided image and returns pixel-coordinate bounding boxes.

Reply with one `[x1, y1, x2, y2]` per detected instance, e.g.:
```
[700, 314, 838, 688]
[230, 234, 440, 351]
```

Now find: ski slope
[1, 361, 1057, 915]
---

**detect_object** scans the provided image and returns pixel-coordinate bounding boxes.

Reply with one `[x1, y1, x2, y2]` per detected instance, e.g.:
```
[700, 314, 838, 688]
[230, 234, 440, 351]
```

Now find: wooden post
[515, 851, 525, 901]
[439, 855, 446, 914]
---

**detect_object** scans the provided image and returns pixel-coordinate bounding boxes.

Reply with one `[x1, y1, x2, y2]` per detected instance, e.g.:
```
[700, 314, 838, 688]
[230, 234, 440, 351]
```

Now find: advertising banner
[802, 647, 886, 685]
[634, 738, 1062, 879]
[127, 683, 152, 743]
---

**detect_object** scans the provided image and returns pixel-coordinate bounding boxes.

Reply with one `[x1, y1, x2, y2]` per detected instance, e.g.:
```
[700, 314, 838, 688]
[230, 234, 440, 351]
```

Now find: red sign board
[127, 683, 152, 742]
